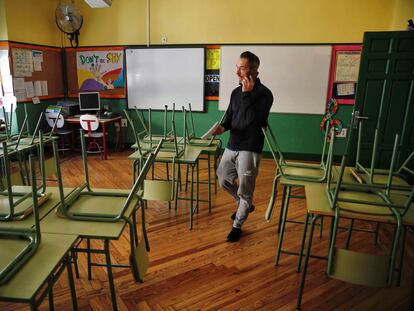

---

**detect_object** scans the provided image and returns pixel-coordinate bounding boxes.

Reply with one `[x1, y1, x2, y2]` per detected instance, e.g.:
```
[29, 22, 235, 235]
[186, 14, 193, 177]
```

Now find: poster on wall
[205, 47, 220, 100]
[76, 50, 124, 91]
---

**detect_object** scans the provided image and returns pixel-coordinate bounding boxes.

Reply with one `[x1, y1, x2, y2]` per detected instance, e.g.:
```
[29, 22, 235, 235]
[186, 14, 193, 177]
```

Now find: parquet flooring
[1, 151, 413, 310]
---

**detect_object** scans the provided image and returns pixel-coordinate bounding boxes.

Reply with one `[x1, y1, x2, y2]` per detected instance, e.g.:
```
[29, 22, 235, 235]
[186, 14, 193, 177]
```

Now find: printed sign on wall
[76, 50, 124, 91]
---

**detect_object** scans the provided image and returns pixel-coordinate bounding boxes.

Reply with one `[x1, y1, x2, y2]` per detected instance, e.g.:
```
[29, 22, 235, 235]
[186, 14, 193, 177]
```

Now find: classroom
[0, 0, 413, 310]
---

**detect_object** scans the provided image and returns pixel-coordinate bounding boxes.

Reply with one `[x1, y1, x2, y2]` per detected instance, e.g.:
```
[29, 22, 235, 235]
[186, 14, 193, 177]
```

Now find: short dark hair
[240, 51, 260, 71]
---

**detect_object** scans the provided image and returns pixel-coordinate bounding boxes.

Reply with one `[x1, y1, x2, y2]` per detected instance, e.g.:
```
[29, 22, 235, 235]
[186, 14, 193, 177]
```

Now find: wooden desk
[66, 116, 122, 160]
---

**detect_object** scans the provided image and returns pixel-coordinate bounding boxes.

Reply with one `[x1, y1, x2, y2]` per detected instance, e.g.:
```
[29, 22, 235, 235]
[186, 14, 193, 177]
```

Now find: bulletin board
[326, 45, 362, 105]
[65, 46, 125, 99]
[9, 42, 64, 102]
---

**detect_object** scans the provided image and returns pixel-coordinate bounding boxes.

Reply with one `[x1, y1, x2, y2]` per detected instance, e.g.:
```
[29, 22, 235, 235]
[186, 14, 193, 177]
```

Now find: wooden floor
[1, 151, 413, 310]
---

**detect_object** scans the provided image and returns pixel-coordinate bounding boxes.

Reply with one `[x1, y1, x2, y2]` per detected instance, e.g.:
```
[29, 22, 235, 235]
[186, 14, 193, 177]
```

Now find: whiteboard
[219, 45, 332, 114]
[126, 47, 205, 111]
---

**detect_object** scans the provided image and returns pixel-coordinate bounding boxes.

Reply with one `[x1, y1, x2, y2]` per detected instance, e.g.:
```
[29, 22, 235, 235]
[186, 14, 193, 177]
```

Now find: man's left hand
[241, 76, 255, 93]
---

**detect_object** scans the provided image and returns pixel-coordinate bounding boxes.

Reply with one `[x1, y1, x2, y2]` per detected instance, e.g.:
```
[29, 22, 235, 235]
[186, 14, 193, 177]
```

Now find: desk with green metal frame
[40, 189, 145, 311]
[129, 145, 202, 229]
[0, 233, 78, 311]
[183, 138, 222, 213]
[0, 158, 78, 310]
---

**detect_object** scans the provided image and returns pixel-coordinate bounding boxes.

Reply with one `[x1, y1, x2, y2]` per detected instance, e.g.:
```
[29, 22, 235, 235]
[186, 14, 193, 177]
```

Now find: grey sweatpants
[216, 149, 261, 228]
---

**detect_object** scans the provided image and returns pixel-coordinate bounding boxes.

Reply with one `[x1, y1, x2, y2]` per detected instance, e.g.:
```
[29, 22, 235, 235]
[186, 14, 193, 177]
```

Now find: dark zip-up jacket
[221, 78, 273, 153]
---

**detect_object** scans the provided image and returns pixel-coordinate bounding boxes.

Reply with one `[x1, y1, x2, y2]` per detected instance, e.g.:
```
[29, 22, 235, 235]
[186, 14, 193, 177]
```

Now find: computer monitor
[79, 92, 101, 112]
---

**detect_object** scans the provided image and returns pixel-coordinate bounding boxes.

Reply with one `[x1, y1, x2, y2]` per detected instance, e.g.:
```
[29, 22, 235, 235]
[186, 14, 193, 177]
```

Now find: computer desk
[66, 116, 122, 160]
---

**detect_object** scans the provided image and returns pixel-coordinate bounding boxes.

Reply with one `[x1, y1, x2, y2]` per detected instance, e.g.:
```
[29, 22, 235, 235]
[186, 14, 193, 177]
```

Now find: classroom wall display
[327, 45, 362, 105]
[66, 46, 125, 98]
[126, 47, 205, 111]
[76, 50, 124, 92]
[219, 45, 332, 114]
[7, 42, 64, 103]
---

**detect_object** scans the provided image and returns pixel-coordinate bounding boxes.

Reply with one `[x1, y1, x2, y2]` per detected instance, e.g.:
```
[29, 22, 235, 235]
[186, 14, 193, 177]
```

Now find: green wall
[103, 99, 353, 158]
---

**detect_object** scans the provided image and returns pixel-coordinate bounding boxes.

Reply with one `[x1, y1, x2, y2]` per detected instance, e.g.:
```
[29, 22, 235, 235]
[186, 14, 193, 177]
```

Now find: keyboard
[98, 112, 120, 119]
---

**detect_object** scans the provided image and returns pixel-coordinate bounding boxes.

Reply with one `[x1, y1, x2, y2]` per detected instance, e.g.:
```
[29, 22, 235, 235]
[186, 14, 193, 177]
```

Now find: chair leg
[345, 219, 354, 249]
[297, 213, 318, 309]
[388, 221, 402, 286]
[396, 226, 406, 287]
[319, 217, 324, 238]
[71, 251, 80, 278]
[66, 255, 79, 311]
[141, 199, 150, 252]
[374, 222, 380, 246]
[275, 186, 291, 266]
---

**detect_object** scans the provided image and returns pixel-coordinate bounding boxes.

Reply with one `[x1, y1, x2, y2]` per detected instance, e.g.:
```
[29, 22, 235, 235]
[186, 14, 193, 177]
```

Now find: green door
[350, 31, 414, 173]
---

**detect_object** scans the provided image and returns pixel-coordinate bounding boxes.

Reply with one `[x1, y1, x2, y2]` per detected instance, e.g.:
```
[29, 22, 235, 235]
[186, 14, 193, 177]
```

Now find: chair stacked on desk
[125, 104, 223, 229]
[0, 133, 78, 310]
[264, 114, 414, 309]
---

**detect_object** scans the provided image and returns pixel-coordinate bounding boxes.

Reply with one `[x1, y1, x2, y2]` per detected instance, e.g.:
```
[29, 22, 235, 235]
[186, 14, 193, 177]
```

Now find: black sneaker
[226, 227, 242, 242]
[230, 205, 255, 220]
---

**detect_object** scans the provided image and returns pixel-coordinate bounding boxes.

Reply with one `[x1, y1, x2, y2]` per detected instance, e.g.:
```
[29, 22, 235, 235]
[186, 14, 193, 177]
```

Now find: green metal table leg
[185, 163, 189, 192]
[87, 238, 92, 280]
[48, 278, 55, 311]
[166, 162, 171, 209]
[30, 302, 38, 311]
[277, 186, 287, 234]
[275, 186, 291, 266]
[207, 153, 211, 214]
[189, 163, 194, 230]
[104, 239, 118, 311]
[196, 159, 199, 213]
[297, 213, 318, 309]
[297, 212, 310, 273]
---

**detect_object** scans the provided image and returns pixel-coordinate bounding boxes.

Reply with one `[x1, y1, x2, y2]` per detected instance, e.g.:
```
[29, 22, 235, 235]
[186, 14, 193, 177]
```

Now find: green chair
[354, 121, 413, 188]
[0, 155, 41, 285]
[185, 103, 225, 147]
[262, 124, 335, 222]
[0, 132, 52, 221]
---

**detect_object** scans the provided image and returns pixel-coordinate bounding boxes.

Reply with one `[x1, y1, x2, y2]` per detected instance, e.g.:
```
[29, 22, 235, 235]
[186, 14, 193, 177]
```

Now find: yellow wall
[391, 0, 414, 30]
[4, 0, 60, 46]
[1, 0, 410, 46]
[0, 0, 8, 40]
[149, 0, 397, 44]
[75, 0, 147, 46]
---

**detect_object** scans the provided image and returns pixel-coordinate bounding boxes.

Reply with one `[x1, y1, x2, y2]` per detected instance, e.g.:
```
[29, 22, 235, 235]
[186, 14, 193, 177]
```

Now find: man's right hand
[212, 125, 225, 135]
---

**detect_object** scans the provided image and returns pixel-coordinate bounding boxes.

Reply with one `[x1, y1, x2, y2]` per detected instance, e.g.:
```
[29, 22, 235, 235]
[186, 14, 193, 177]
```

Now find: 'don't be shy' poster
[76, 50, 124, 92]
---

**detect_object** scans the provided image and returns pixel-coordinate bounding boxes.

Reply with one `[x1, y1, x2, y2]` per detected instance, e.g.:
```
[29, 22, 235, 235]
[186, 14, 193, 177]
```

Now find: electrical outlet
[336, 128, 347, 138]
[104, 104, 109, 110]
[121, 118, 128, 127]
[161, 36, 168, 44]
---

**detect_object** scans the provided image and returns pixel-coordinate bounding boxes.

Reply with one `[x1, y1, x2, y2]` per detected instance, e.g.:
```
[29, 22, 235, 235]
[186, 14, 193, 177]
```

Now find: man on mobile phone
[213, 51, 273, 242]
